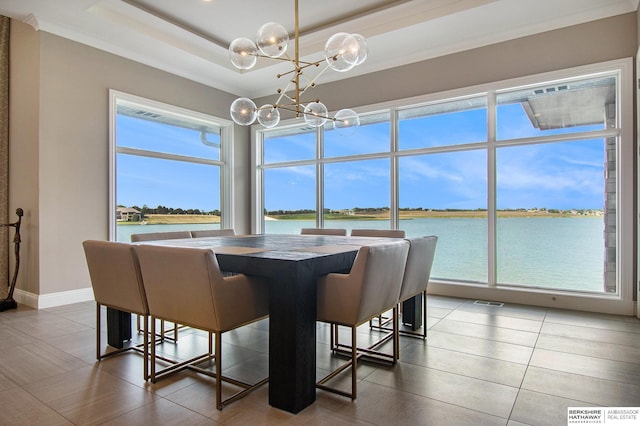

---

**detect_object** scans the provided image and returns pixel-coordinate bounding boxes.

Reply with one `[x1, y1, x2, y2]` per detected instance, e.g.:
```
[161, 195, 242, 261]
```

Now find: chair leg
[330, 324, 334, 350]
[393, 306, 399, 362]
[96, 302, 101, 360]
[330, 311, 397, 365]
[317, 322, 359, 400]
[96, 303, 150, 381]
[422, 290, 427, 339]
[215, 332, 222, 410]
[150, 317, 157, 382]
[142, 314, 149, 381]
[144, 324, 265, 410]
[351, 326, 357, 400]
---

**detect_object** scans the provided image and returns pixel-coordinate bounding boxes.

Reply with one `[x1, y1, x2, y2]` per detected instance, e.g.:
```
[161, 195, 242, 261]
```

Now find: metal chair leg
[96, 302, 101, 360]
[150, 317, 156, 382]
[422, 290, 427, 339]
[393, 306, 399, 361]
[351, 326, 357, 400]
[215, 332, 222, 410]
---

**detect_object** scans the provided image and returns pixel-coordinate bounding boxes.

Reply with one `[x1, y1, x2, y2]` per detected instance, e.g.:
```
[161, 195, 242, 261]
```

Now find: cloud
[497, 165, 601, 195]
[558, 156, 602, 168]
[400, 153, 487, 183]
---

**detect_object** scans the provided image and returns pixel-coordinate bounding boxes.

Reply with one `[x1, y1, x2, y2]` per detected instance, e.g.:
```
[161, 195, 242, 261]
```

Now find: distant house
[116, 207, 141, 222]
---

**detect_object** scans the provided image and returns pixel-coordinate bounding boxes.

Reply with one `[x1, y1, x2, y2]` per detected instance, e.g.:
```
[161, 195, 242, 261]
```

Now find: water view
[119, 216, 605, 293]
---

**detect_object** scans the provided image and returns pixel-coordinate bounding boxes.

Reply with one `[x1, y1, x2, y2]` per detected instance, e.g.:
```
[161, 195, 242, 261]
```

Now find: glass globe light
[303, 102, 328, 127]
[333, 109, 360, 135]
[230, 97, 257, 126]
[229, 37, 258, 70]
[324, 32, 359, 72]
[257, 105, 280, 128]
[257, 22, 289, 58]
[351, 34, 368, 66]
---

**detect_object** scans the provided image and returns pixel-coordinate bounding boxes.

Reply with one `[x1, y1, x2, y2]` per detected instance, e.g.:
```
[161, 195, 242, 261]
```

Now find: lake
[118, 217, 605, 293]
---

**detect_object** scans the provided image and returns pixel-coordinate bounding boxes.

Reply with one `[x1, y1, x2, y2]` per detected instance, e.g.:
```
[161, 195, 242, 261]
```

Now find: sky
[116, 115, 222, 212]
[263, 103, 605, 211]
[116, 101, 606, 212]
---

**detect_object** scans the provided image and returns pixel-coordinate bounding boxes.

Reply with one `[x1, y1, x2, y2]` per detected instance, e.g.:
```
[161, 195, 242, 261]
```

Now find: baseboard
[14, 287, 95, 309]
[427, 281, 635, 316]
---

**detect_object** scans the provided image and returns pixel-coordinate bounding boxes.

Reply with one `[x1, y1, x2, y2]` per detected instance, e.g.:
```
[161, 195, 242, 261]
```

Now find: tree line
[121, 205, 221, 216]
[264, 207, 602, 215]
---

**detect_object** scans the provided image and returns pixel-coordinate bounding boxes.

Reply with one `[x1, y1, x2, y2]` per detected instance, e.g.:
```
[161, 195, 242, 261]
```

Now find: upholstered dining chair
[350, 229, 406, 238]
[349, 229, 406, 330]
[134, 244, 270, 410]
[130, 230, 192, 340]
[300, 228, 347, 236]
[191, 229, 236, 237]
[367, 235, 438, 356]
[397, 236, 437, 339]
[130, 230, 192, 242]
[316, 239, 409, 400]
[82, 240, 150, 379]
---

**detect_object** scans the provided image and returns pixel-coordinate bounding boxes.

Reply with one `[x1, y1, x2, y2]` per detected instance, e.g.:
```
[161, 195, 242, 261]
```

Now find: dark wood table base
[401, 294, 423, 331]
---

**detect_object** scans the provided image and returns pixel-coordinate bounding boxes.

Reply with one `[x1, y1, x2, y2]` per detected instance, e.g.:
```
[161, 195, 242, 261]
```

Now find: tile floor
[0, 296, 638, 425]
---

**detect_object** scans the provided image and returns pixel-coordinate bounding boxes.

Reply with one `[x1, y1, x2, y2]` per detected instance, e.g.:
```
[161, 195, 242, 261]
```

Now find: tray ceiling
[0, 0, 637, 97]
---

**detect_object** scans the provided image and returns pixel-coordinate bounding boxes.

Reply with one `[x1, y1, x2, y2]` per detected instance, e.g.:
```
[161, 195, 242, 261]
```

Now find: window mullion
[391, 108, 399, 230]
[317, 126, 324, 228]
[487, 92, 497, 287]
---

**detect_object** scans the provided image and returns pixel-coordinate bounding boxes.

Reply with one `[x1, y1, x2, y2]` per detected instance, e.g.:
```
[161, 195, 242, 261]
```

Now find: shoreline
[117, 210, 602, 225]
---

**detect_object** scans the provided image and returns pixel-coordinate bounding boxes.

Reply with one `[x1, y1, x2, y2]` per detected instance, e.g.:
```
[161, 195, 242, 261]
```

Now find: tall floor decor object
[0, 208, 22, 311]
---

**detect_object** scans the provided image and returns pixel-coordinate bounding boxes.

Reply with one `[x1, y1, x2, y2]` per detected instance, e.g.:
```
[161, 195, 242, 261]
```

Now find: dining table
[108, 233, 408, 414]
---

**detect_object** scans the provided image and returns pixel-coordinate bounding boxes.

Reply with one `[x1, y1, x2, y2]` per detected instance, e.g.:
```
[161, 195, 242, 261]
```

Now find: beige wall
[9, 21, 250, 303]
[637, 5, 640, 45]
[7, 11, 639, 307]
[9, 20, 40, 295]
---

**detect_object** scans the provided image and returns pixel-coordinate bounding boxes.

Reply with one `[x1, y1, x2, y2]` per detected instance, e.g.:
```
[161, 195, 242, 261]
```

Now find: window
[110, 91, 233, 242]
[263, 125, 316, 164]
[398, 97, 487, 150]
[325, 158, 391, 231]
[254, 59, 633, 312]
[324, 112, 390, 157]
[494, 74, 617, 293]
[263, 165, 316, 234]
[398, 150, 487, 283]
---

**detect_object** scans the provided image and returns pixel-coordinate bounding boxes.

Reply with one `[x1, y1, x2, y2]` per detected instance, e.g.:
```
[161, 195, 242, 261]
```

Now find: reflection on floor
[0, 295, 638, 425]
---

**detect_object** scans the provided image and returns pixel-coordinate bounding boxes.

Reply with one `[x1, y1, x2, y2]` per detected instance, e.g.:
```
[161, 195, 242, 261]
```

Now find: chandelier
[228, 0, 368, 129]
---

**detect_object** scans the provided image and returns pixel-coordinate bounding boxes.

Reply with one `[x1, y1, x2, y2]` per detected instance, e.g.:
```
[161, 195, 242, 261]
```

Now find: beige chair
[316, 240, 409, 400]
[373, 236, 438, 358]
[349, 229, 406, 329]
[82, 240, 150, 379]
[397, 236, 437, 340]
[131, 230, 192, 340]
[130, 231, 192, 242]
[191, 229, 236, 237]
[300, 228, 347, 236]
[191, 229, 239, 276]
[350, 229, 406, 238]
[135, 244, 269, 410]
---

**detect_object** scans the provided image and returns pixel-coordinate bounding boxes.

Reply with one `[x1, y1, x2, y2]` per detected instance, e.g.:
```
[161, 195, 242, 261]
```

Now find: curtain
[0, 16, 9, 291]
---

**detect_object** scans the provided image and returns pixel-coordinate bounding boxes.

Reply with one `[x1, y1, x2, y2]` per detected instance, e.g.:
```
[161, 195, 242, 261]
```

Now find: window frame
[108, 90, 234, 241]
[252, 58, 633, 315]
